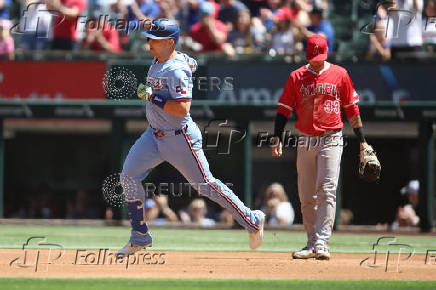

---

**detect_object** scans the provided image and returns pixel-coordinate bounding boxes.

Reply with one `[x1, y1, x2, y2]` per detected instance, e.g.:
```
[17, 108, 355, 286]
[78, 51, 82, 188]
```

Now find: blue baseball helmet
[141, 18, 180, 44]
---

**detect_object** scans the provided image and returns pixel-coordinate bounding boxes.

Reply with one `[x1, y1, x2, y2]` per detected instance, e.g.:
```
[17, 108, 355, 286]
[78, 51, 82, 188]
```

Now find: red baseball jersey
[277, 62, 360, 136]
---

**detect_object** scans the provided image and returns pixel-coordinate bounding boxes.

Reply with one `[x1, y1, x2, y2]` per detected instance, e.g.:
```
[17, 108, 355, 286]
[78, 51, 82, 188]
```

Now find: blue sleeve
[236, 1, 248, 11]
[149, 3, 161, 18]
[325, 23, 335, 53]
[164, 69, 192, 101]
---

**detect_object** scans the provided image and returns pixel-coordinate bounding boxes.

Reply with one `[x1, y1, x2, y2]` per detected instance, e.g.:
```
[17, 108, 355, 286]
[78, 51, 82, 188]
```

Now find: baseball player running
[116, 18, 265, 257]
[271, 35, 380, 260]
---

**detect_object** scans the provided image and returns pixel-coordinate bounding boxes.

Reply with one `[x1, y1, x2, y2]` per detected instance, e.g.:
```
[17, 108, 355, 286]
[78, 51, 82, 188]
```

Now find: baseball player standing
[116, 18, 265, 257]
[271, 35, 379, 260]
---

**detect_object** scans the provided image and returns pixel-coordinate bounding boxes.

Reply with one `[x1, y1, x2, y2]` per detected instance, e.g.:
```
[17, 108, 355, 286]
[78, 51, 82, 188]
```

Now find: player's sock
[126, 199, 151, 246]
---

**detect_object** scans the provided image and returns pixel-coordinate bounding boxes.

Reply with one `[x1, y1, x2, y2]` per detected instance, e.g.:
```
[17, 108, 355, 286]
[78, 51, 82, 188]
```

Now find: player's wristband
[353, 127, 366, 143]
[151, 94, 168, 109]
[274, 113, 288, 142]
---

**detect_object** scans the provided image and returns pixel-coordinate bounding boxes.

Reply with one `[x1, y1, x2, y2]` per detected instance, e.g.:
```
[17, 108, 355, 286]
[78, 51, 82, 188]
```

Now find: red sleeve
[189, 23, 200, 40]
[341, 71, 360, 118]
[107, 29, 121, 53]
[277, 73, 296, 118]
[216, 20, 228, 40]
[73, 0, 87, 12]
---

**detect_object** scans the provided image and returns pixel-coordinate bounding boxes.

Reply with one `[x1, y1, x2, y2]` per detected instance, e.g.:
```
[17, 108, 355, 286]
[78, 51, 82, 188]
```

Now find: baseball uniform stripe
[278, 102, 293, 111]
[181, 129, 259, 231]
[343, 99, 359, 108]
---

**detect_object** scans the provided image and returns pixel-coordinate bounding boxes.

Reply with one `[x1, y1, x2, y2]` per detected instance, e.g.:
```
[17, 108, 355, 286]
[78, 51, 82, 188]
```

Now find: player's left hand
[137, 83, 153, 101]
[271, 136, 283, 157]
[359, 144, 381, 182]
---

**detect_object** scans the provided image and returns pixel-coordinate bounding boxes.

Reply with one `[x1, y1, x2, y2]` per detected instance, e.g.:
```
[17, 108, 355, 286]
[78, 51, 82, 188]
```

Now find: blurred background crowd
[1, 0, 433, 230]
[8, 181, 297, 228]
[0, 0, 435, 61]
[9, 177, 420, 229]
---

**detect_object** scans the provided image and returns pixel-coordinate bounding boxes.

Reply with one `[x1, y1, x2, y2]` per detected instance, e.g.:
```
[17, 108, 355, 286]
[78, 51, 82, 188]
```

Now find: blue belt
[151, 125, 187, 138]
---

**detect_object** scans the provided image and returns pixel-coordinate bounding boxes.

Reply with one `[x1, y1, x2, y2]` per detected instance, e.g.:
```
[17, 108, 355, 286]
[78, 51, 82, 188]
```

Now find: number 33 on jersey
[277, 62, 360, 136]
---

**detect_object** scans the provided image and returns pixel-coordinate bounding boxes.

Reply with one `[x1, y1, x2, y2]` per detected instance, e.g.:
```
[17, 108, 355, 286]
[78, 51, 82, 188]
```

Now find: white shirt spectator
[423, 16, 436, 44]
[271, 30, 294, 54]
[19, 1, 53, 37]
[390, 0, 424, 47]
[268, 201, 295, 225]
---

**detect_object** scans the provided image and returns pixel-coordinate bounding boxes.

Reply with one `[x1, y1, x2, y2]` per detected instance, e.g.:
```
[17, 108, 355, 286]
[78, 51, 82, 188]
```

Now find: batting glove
[137, 83, 153, 101]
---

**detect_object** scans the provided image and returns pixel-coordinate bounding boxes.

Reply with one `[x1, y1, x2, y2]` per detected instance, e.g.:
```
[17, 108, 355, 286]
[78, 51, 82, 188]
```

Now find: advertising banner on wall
[206, 62, 436, 103]
[0, 62, 106, 100]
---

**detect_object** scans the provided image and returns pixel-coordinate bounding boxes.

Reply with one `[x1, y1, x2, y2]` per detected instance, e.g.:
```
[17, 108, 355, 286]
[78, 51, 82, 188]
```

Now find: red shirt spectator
[46, 0, 87, 50]
[81, 24, 121, 53]
[189, 2, 228, 53]
[52, 0, 87, 41]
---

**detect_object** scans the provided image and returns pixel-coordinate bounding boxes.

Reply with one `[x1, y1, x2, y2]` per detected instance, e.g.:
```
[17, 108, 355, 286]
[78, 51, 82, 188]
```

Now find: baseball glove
[137, 83, 153, 101]
[359, 145, 381, 182]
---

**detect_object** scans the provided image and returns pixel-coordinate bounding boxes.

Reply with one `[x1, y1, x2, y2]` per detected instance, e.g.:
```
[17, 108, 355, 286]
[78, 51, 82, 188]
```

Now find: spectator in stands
[179, 198, 216, 227]
[259, 0, 295, 32]
[218, 0, 248, 26]
[302, 7, 334, 53]
[245, 0, 264, 17]
[260, 0, 282, 32]
[251, 14, 268, 49]
[18, 1, 53, 50]
[423, 0, 436, 54]
[366, 3, 392, 62]
[80, 16, 122, 52]
[223, 9, 265, 55]
[0, 19, 14, 60]
[220, 208, 234, 226]
[189, 1, 228, 52]
[340, 209, 354, 225]
[390, 0, 424, 59]
[157, 0, 177, 19]
[306, 0, 328, 11]
[176, 0, 219, 33]
[270, 9, 296, 54]
[261, 183, 295, 225]
[392, 180, 420, 229]
[30, 183, 53, 218]
[46, 0, 87, 50]
[90, 0, 118, 18]
[0, 0, 11, 20]
[66, 190, 90, 219]
[144, 195, 178, 223]
[289, 0, 312, 27]
[126, 0, 160, 20]
[118, 0, 159, 33]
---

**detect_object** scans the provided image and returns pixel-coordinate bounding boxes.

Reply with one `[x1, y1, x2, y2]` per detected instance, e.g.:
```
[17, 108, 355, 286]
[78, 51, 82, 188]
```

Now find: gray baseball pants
[296, 130, 343, 249]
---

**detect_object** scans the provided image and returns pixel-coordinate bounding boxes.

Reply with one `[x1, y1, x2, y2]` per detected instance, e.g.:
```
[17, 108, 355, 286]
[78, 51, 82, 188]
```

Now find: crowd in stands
[112, 182, 295, 227]
[366, 0, 436, 61]
[9, 181, 295, 227]
[0, 0, 435, 60]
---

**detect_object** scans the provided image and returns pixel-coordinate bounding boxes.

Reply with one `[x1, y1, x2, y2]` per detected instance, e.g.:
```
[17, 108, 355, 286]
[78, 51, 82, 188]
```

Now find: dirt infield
[1, 249, 435, 280]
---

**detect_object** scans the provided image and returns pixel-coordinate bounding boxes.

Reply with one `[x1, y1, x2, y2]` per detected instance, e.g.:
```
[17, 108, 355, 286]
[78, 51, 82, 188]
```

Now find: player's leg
[314, 132, 343, 259]
[118, 127, 163, 255]
[293, 138, 318, 258]
[159, 123, 264, 248]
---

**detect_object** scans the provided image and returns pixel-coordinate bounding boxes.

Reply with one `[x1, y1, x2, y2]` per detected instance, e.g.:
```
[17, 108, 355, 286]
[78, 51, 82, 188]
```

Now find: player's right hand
[137, 83, 153, 101]
[271, 136, 283, 157]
